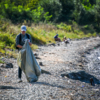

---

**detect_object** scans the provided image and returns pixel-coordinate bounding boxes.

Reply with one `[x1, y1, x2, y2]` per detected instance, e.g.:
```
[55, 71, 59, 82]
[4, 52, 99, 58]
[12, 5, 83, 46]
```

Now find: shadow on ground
[0, 85, 20, 89]
[32, 82, 67, 89]
[61, 71, 100, 86]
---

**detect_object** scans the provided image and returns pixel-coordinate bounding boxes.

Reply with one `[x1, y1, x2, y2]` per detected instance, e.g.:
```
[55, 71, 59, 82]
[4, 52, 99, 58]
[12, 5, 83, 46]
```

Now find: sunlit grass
[0, 20, 98, 58]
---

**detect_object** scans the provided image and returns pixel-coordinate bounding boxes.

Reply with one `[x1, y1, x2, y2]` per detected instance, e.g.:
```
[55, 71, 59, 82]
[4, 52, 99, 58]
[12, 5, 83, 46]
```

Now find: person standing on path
[16, 25, 32, 82]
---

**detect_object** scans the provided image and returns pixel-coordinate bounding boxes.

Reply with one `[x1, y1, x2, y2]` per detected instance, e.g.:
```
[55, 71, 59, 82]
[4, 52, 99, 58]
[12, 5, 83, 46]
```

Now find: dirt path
[0, 37, 100, 100]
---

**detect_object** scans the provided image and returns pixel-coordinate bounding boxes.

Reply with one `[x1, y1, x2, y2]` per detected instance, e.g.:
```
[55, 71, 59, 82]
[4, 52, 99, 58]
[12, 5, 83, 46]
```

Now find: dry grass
[0, 21, 98, 58]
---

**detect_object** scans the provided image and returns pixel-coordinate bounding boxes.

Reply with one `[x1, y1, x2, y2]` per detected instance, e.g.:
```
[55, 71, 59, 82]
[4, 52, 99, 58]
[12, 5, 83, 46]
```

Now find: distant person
[62, 36, 69, 44]
[16, 25, 32, 83]
[62, 36, 67, 41]
[54, 34, 61, 42]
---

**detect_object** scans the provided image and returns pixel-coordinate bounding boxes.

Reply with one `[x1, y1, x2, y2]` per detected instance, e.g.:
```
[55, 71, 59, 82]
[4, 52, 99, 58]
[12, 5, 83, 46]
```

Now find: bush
[56, 23, 72, 32]
[38, 0, 62, 22]
[0, 3, 52, 24]
[0, 33, 14, 48]
[31, 6, 52, 23]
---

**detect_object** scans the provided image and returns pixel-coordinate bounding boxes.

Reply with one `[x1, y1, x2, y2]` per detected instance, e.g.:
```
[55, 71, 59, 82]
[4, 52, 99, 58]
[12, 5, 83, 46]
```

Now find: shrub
[0, 3, 52, 24]
[31, 6, 52, 23]
[92, 32, 97, 37]
[38, 0, 62, 22]
[0, 33, 14, 48]
[56, 23, 72, 32]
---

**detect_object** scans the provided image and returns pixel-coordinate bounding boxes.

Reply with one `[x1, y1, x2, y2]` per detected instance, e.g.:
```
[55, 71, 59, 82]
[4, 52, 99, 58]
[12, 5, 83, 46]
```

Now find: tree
[59, 0, 75, 22]
[38, 0, 62, 22]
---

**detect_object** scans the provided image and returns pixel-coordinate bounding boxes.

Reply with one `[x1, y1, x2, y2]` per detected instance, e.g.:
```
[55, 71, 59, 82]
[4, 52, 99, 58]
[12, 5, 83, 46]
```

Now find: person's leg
[18, 67, 22, 78]
[55, 38, 59, 41]
[58, 38, 61, 42]
[18, 67, 22, 82]
[55, 38, 58, 41]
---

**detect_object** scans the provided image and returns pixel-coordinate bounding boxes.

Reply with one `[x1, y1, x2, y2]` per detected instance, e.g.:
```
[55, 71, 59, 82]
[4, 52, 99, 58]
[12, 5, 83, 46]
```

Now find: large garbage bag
[17, 40, 41, 82]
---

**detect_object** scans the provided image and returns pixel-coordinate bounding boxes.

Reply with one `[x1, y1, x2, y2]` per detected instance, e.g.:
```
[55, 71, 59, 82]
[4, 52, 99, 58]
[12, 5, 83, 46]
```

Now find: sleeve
[16, 34, 20, 46]
[54, 35, 57, 38]
[28, 34, 32, 43]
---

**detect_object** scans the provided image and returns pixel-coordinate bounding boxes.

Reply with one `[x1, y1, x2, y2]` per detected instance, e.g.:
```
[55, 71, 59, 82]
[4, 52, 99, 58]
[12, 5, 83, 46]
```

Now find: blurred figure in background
[54, 34, 61, 42]
[62, 36, 69, 44]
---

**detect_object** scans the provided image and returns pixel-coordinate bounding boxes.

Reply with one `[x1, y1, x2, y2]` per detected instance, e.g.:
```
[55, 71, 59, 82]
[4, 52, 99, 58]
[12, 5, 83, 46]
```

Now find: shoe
[18, 78, 22, 83]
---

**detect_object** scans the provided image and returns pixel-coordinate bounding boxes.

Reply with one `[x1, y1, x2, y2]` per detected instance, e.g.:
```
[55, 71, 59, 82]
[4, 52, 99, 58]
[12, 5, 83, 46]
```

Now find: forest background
[0, 0, 100, 59]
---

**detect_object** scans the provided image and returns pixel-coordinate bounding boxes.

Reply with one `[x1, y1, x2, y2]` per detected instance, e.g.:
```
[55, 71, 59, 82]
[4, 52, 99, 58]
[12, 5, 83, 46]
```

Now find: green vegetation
[0, 60, 5, 63]
[0, 0, 100, 59]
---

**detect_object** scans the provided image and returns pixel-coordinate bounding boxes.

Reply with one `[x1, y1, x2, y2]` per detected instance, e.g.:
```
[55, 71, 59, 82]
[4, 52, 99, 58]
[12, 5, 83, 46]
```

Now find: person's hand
[27, 39, 30, 42]
[17, 45, 23, 49]
[27, 39, 32, 46]
[28, 42, 32, 46]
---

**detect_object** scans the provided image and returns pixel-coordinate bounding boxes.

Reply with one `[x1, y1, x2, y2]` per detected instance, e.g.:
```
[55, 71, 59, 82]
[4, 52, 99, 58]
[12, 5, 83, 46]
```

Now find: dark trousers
[18, 67, 22, 78]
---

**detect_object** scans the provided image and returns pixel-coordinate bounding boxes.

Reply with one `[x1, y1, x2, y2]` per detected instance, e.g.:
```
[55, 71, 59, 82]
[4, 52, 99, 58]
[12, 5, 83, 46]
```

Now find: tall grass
[0, 20, 98, 58]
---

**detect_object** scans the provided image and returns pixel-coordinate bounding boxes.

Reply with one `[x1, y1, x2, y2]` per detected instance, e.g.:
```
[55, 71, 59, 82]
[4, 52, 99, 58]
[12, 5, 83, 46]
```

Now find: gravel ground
[0, 37, 100, 100]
